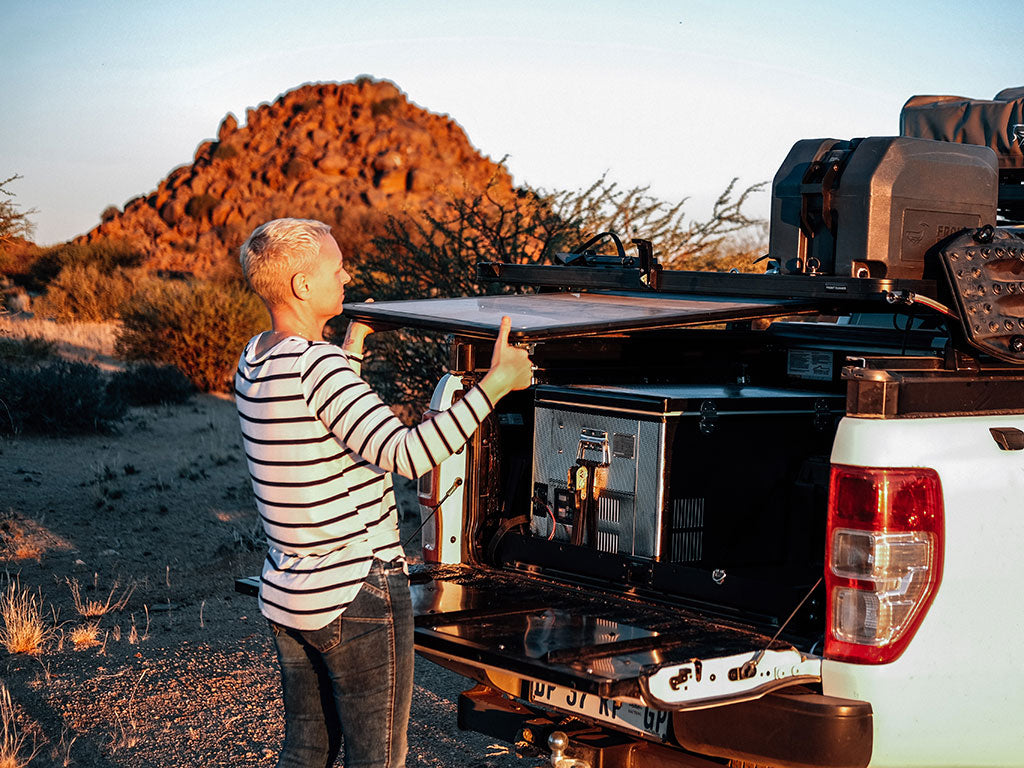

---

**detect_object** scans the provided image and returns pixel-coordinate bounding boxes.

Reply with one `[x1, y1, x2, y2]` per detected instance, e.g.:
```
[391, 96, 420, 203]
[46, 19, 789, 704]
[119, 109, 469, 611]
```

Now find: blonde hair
[239, 218, 333, 305]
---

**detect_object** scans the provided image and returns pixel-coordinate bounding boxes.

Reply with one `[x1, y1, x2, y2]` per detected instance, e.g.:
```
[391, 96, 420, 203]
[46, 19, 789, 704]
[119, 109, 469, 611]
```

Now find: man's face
[308, 232, 351, 319]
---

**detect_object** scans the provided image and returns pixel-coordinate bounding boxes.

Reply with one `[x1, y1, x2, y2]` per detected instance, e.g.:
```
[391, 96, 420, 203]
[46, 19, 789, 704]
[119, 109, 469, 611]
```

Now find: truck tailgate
[411, 563, 820, 711]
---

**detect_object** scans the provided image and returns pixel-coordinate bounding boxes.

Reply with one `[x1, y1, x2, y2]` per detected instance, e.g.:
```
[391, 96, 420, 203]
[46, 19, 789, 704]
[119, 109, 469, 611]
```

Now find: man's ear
[290, 272, 310, 300]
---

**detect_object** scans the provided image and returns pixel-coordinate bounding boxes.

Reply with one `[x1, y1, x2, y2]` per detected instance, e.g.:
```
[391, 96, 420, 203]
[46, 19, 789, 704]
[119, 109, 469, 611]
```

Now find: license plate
[528, 681, 671, 741]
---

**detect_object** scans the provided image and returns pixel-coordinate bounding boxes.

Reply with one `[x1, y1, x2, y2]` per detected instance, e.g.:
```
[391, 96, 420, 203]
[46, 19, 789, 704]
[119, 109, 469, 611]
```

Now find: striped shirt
[234, 334, 493, 630]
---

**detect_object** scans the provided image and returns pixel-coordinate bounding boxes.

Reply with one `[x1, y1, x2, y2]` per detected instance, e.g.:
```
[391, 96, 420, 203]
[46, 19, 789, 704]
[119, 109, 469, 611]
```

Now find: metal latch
[814, 398, 833, 431]
[576, 428, 610, 466]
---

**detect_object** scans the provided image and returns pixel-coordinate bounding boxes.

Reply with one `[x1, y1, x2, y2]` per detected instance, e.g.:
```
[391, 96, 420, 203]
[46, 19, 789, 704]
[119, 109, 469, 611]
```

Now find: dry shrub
[33, 264, 151, 322]
[0, 515, 41, 562]
[0, 684, 39, 768]
[0, 238, 45, 282]
[68, 623, 101, 650]
[116, 278, 269, 392]
[0, 578, 54, 655]
[0, 510, 73, 563]
[66, 578, 134, 619]
[0, 359, 126, 435]
[108, 363, 195, 406]
[26, 240, 146, 290]
[0, 334, 55, 364]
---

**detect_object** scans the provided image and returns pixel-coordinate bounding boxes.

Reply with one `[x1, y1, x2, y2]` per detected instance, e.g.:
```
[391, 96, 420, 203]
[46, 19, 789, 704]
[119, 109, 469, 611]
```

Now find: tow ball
[546, 731, 591, 768]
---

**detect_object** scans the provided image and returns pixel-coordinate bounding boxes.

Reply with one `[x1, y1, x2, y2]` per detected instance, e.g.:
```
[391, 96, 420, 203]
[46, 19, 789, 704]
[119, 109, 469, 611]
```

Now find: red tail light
[825, 465, 944, 664]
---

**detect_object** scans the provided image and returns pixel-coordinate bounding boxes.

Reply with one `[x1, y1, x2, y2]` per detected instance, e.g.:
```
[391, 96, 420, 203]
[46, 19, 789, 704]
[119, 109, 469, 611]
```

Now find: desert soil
[1, 393, 524, 768]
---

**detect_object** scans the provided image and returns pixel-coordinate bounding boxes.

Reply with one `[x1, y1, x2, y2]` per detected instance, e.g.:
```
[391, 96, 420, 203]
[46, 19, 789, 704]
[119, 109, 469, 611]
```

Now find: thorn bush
[0, 359, 126, 435]
[0, 335, 56, 363]
[116, 278, 269, 393]
[33, 264, 151, 322]
[109, 363, 195, 406]
[27, 240, 146, 289]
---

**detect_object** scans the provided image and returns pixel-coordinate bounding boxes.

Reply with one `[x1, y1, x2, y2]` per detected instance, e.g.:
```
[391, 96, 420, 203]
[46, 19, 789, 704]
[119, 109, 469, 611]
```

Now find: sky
[2, 0, 1021, 246]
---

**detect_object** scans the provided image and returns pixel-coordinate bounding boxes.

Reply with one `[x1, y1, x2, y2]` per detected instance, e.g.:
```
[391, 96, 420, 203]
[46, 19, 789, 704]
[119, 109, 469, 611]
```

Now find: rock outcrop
[77, 78, 517, 276]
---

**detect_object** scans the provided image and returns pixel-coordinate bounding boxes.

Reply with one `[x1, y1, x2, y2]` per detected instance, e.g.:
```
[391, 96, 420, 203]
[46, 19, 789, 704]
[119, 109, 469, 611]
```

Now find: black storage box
[769, 136, 997, 280]
[529, 383, 844, 572]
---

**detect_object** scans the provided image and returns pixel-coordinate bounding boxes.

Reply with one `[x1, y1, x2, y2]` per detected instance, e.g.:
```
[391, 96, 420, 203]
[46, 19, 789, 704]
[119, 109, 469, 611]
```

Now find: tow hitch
[546, 731, 591, 768]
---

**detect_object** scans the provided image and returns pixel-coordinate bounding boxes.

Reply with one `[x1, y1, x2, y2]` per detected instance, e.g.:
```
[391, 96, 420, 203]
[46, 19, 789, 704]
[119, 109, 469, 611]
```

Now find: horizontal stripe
[244, 448, 351, 467]
[260, 507, 358, 530]
[249, 458, 371, 488]
[238, 411, 318, 425]
[260, 572, 369, 595]
[263, 526, 364, 550]
[234, 388, 305, 404]
[255, 474, 384, 511]
[266, 552, 372, 575]
[241, 430, 336, 446]
[329, 389, 375, 431]
[235, 369, 301, 385]
[259, 594, 348, 616]
[478, 387, 495, 411]
[314, 378, 361, 415]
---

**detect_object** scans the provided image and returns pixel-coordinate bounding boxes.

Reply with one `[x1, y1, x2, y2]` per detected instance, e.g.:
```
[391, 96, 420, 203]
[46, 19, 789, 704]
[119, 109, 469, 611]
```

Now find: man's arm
[340, 319, 373, 376]
[306, 316, 532, 479]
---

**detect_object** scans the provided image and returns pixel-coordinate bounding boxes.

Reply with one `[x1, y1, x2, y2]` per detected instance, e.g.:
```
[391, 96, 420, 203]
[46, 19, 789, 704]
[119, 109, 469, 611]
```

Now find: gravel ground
[0, 394, 533, 768]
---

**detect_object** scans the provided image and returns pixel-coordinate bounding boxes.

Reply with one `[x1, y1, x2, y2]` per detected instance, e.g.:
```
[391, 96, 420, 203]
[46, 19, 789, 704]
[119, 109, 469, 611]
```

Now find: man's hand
[342, 300, 375, 355]
[343, 320, 375, 349]
[480, 316, 533, 402]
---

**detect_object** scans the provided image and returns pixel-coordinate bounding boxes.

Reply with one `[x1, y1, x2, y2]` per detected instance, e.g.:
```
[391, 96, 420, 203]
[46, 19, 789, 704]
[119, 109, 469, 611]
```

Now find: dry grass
[65, 577, 134, 619]
[0, 578, 54, 656]
[105, 671, 148, 755]
[0, 315, 120, 366]
[68, 623, 101, 651]
[0, 684, 40, 768]
[50, 728, 77, 767]
[0, 510, 73, 563]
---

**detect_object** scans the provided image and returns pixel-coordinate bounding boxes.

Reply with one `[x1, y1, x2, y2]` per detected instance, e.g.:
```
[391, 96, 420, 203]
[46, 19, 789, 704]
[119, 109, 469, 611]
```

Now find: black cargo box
[769, 136, 997, 280]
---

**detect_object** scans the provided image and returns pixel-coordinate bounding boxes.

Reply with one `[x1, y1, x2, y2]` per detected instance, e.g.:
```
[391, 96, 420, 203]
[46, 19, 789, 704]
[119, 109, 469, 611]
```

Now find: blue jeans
[269, 559, 413, 768]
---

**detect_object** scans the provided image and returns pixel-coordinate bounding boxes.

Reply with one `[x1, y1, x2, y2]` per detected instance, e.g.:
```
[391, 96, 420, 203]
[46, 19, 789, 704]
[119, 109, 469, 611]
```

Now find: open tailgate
[343, 292, 815, 341]
[412, 563, 820, 712]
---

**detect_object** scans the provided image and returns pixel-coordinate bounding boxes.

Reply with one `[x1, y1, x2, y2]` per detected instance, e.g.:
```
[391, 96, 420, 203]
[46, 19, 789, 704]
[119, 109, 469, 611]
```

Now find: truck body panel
[826, 414, 1024, 767]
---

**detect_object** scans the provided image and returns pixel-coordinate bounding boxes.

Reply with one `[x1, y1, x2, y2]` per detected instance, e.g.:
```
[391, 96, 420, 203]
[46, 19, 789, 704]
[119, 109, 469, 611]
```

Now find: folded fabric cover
[901, 87, 1024, 169]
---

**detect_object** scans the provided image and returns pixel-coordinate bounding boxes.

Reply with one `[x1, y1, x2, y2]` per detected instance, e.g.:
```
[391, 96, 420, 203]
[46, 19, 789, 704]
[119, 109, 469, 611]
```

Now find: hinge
[699, 400, 718, 435]
[814, 398, 834, 430]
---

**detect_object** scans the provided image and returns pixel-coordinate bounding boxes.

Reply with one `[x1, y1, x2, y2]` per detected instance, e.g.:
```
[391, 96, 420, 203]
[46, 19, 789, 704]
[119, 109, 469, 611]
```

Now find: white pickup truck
[341, 101, 1024, 768]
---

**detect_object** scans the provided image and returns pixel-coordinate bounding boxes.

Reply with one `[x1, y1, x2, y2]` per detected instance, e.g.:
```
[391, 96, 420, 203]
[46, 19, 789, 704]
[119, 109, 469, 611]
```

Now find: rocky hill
[77, 78, 517, 276]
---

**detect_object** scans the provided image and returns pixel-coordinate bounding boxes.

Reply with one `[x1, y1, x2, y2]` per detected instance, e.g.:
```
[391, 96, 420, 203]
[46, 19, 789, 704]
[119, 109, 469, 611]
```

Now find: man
[235, 218, 532, 768]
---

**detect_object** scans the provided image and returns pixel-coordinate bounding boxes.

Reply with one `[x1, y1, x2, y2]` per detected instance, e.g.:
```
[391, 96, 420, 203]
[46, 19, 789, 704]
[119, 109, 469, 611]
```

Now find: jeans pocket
[301, 614, 343, 653]
[345, 575, 390, 621]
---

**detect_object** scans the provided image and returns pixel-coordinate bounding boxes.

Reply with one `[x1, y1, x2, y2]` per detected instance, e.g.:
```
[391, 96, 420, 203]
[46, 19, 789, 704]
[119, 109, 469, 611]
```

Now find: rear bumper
[673, 685, 872, 768]
[459, 683, 871, 768]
